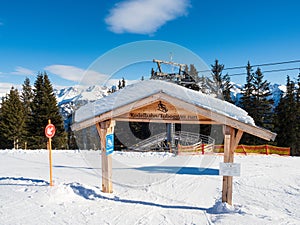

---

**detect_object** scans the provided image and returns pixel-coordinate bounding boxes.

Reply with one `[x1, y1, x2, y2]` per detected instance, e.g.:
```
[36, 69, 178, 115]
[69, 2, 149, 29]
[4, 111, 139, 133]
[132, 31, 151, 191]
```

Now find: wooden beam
[222, 126, 231, 204]
[222, 126, 240, 205]
[113, 117, 220, 124]
[221, 127, 244, 205]
[96, 120, 114, 193]
[232, 129, 244, 153]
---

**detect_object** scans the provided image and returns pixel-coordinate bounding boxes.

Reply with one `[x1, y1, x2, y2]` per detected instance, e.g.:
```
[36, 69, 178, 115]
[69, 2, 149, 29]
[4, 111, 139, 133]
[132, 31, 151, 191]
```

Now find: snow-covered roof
[74, 80, 255, 125]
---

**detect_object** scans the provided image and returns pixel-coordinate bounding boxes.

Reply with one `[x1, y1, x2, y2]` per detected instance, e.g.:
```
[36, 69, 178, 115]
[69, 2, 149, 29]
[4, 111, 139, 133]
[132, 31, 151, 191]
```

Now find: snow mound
[207, 199, 244, 214]
[0, 177, 49, 186]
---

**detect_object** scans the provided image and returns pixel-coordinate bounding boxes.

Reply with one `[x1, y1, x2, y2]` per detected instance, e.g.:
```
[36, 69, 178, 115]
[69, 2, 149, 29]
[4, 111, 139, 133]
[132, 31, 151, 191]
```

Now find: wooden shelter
[71, 80, 276, 205]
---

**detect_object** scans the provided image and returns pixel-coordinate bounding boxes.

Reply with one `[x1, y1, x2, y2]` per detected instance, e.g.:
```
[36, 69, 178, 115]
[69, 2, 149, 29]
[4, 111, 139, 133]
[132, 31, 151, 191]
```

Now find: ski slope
[0, 150, 299, 225]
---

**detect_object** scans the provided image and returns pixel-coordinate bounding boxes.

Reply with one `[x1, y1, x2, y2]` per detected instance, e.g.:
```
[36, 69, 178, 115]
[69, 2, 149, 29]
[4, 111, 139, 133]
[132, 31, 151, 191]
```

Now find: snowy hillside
[0, 150, 299, 225]
[54, 85, 109, 122]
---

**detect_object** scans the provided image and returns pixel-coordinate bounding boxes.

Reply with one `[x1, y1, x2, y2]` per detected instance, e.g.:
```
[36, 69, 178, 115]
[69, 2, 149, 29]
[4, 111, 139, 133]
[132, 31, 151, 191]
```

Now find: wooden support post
[222, 126, 243, 205]
[96, 120, 115, 193]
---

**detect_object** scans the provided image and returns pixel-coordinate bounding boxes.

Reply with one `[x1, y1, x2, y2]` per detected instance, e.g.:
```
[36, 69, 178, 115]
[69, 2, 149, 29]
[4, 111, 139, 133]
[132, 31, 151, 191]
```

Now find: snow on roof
[74, 80, 255, 126]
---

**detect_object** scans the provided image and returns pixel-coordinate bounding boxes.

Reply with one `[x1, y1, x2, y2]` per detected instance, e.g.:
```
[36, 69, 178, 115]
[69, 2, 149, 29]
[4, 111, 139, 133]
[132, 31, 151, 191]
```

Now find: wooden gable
[114, 100, 215, 124]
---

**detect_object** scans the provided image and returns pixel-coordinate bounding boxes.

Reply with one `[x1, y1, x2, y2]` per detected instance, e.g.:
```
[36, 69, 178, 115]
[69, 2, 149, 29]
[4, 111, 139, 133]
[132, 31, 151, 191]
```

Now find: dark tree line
[212, 59, 300, 155]
[0, 72, 67, 149]
[274, 75, 300, 155]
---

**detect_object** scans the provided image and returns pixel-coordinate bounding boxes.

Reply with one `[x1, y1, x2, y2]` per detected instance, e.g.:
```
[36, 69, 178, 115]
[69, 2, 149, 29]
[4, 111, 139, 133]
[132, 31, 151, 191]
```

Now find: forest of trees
[211, 60, 300, 156]
[0, 62, 299, 155]
[0, 72, 67, 150]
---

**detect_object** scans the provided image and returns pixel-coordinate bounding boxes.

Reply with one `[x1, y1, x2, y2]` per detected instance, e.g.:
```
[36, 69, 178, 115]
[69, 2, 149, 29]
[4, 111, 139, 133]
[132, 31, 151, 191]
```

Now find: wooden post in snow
[96, 120, 115, 193]
[222, 126, 243, 205]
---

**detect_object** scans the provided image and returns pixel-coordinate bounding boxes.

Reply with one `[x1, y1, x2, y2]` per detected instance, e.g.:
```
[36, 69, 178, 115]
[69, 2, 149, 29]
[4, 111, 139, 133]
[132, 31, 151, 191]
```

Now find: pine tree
[239, 64, 273, 144]
[223, 73, 232, 102]
[211, 59, 232, 101]
[294, 73, 300, 155]
[43, 73, 67, 149]
[251, 67, 274, 132]
[0, 87, 26, 149]
[239, 62, 255, 144]
[275, 76, 298, 155]
[28, 73, 45, 148]
[28, 72, 67, 149]
[21, 77, 33, 148]
[189, 64, 198, 79]
[187, 64, 200, 91]
[240, 62, 254, 112]
[211, 59, 224, 95]
[21, 77, 33, 114]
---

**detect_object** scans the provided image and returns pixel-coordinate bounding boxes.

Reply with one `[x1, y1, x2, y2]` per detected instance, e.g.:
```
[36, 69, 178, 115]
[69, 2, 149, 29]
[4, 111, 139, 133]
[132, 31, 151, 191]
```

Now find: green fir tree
[21, 77, 34, 148]
[0, 87, 26, 149]
[239, 65, 273, 144]
[28, 72, 67, 149]
[251, 67, 274, 131]
[275, 76, 298, 155]
[211, 59, 232, 101]
[239, 62, 255, 144]
[296, 73, 300, 154]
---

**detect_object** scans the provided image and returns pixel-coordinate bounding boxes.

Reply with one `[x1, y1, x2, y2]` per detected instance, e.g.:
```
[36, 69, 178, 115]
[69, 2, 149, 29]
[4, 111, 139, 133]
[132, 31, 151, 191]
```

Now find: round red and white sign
[45, 124, 56, 138]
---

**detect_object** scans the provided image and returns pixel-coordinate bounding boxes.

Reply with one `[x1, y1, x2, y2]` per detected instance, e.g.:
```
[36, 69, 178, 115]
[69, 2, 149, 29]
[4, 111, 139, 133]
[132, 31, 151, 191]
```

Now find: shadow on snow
[135, 166, 219, 176]
[69, 182, 208, 211]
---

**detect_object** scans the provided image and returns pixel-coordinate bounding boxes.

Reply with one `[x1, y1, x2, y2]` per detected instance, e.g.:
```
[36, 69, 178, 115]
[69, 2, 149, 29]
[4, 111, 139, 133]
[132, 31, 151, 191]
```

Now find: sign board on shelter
[219, 162, 241, 176]
[106, 134, 114, 155]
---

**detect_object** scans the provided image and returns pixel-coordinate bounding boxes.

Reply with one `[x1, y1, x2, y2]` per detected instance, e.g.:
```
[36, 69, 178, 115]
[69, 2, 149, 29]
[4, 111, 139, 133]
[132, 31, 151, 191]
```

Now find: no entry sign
[45, 123, 56, 138]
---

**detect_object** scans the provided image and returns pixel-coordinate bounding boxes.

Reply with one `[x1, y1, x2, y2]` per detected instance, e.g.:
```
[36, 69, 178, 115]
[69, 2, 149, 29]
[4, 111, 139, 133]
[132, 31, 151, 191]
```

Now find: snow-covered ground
[0, 150, 299, 225]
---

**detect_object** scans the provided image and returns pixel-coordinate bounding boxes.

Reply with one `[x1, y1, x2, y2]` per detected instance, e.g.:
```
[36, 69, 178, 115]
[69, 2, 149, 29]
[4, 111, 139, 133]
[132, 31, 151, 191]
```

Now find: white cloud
[45, 64, 109, 85]
[11, 66, 35, 76]
[45, 65, 84, 82]
[0, 83, 21, 98]
[105, 0, 191, 34]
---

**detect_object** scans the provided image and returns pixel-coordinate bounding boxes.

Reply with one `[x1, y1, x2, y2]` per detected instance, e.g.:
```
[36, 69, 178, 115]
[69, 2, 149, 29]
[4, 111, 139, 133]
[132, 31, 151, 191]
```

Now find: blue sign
[106, 134, 114, 155]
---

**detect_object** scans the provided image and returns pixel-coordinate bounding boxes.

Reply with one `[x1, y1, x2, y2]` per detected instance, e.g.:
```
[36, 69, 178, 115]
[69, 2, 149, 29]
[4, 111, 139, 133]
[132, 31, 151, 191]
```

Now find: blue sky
[0, 0, 299, 96]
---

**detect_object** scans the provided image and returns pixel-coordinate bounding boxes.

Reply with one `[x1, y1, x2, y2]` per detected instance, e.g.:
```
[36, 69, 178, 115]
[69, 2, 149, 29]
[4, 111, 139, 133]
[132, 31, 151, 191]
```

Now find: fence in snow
[178, 144, 290, 156]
